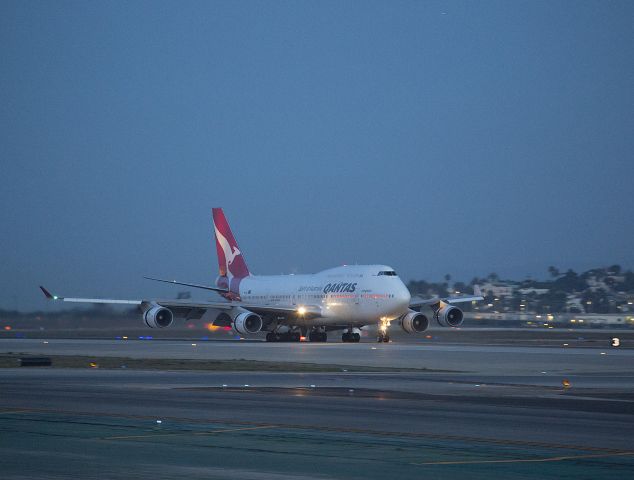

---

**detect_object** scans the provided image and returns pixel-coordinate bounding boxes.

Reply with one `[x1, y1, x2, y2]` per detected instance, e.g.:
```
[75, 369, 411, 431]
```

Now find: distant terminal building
[479, 282, 516, 298]
[565, 294, 585, 313]
[586, 275, 625, 292]
[517, 287, 550, 295]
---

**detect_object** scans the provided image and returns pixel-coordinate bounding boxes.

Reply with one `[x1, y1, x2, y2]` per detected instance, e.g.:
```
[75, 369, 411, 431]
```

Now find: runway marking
[0, 410, 31, 415]
[103, 424, 276, 440]
[412, 451, 634, 466]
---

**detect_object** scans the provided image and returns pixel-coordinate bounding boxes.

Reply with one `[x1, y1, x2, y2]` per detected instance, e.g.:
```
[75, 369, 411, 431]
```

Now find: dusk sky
[1, 1, 633, 311]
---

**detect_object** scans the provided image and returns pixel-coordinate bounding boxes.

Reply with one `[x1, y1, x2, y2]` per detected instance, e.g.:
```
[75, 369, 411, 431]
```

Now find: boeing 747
[40, 208, 483, 342]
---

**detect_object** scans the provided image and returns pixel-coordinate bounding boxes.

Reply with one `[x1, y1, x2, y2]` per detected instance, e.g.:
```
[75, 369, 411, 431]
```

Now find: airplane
[40, 208, 483, 343]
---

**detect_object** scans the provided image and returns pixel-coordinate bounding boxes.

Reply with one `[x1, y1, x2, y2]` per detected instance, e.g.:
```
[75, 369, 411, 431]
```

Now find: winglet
[473, 285, 482, 297]
[39, 286, 59, 300]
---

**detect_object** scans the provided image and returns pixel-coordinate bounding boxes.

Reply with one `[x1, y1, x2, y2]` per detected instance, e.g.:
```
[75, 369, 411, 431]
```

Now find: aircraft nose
[396, 281, 411, 308]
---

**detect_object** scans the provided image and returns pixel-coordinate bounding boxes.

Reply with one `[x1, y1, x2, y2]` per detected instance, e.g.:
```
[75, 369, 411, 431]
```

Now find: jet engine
[233, 312, 263, 335]
[401, 311, 429, 334]
[435, 305, 464, 327]
[143, 306, 174, 328]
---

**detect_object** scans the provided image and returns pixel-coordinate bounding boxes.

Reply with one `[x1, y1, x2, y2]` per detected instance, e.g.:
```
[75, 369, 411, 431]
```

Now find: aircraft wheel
[343, 332, 358, 343]
[266, 332, 277, 342]
[383, 335, 390, 343]
[310, 332, 326, 342]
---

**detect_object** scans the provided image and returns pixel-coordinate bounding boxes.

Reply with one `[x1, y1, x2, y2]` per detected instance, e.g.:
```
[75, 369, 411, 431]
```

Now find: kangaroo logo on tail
[212, 208, 250, 284]
[214, 226, 242, 268]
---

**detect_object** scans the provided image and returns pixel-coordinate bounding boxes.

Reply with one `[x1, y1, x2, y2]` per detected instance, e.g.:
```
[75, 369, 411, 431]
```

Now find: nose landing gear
[377, 318, 391, 343]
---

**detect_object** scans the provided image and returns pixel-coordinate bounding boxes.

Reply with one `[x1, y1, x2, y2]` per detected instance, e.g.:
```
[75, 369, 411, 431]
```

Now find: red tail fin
[212, 208, 250, 280]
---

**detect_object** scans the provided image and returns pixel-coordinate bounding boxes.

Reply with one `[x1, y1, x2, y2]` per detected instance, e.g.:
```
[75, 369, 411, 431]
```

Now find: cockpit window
[378, 271, 397, 276]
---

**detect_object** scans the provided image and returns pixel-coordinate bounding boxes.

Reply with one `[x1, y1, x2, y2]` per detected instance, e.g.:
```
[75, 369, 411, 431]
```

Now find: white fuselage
[237, 265, 411, 327]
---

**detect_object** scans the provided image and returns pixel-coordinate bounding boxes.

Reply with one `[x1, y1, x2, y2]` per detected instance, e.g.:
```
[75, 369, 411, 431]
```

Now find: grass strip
[0, 354, 444, 372]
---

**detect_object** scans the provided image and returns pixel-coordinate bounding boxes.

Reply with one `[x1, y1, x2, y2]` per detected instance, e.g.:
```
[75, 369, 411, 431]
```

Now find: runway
[1, 337, 632, 374]
[1, 338, 633, 478]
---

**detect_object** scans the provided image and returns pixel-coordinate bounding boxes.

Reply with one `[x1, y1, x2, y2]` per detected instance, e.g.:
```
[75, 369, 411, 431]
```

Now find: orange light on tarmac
[4, 326, 11, 331]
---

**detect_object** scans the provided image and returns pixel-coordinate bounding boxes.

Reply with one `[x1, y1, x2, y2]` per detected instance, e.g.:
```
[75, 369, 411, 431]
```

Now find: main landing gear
[308, 330, 327, 342]
[265, 327, 328, 342]
[342, 329, 360, 343]
[266, 331, 301, 342]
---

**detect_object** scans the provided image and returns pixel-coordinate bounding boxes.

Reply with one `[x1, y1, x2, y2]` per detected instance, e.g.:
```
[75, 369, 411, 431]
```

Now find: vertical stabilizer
[212, 208, 250, 281]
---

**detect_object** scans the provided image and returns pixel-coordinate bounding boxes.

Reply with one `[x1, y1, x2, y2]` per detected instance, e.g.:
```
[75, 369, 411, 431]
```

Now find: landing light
[297, 307, 306, 316]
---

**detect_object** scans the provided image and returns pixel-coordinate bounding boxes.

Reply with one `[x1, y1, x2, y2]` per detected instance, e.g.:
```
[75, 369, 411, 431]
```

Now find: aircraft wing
[39, 286, 321, 320]
[239, 303, 322, 319]
[409, 294, 484, 309]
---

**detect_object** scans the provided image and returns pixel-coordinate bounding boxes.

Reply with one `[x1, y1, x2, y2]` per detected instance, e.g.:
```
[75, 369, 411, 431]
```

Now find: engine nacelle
[233, 312, 263, 335]
[143, 306, 174, 328]
[436, 305, 464, 327]
[401, 311, 429, 334]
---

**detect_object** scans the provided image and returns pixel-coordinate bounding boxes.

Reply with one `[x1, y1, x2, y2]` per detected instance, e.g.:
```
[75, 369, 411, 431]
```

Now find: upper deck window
[378, 270, 397, 276]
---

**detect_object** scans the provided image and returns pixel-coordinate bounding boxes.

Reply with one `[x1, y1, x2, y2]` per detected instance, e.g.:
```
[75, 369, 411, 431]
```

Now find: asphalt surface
[1, 337, 632, 374]
[1, 339, 633, 479]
